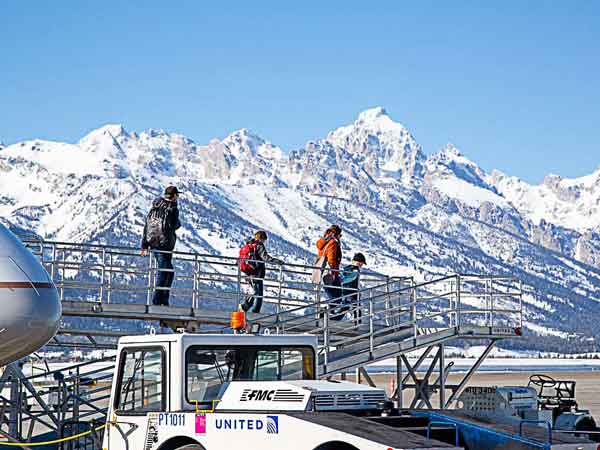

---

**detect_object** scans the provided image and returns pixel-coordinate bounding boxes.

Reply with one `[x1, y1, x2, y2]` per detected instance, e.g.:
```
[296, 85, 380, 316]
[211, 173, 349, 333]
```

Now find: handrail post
[74, 366, 80, 423]
[315, 283, 322, 327]
[385, 276, 392, 327]
[455, 274, 461, 330]
[107, 251, 113, 304]
[519, 279, 523, 329]
[369, 294, 374, 358]
[276, 265, 283, 334]
[490, 277, 495, 327]
[192, 255, 199, 309]
[323, 306, 330, 375]
[60, 247, 65, 302]
[448, 278, 454, 327]
[236, 260, 242, 307]
[146, 251, 154, 306]
[50, 243, 56, 280]
[412, 284, 417, 339]
[99, 248, 106, 304]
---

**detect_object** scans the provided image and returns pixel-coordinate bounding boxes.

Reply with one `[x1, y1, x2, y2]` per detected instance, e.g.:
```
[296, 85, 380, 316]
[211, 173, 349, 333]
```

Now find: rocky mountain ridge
[2, 107, 600, 352]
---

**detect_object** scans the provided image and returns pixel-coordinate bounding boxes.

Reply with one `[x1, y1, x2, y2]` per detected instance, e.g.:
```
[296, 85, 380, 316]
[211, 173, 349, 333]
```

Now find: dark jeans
[324, 277, 347, 321]
[153, 252, 174, 306]
[345, 291, 362, 325]
[241, 278, 264, 313]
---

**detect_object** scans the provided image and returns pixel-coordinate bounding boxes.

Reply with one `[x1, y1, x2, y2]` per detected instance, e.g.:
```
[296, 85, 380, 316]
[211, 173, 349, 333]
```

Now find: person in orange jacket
[316, 224, 344, 320]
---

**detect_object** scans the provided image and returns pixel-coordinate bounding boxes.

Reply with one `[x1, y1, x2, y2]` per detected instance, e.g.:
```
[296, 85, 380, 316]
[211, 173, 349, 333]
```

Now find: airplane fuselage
[0, 224, 61, 365]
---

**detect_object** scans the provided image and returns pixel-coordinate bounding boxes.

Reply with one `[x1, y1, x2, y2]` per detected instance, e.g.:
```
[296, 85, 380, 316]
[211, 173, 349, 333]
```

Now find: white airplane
[0, 223, 61, 366]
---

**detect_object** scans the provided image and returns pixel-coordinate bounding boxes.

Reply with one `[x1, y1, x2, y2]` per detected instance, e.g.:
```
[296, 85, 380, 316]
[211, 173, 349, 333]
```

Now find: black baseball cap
[164, 186, 181, 196]
[353, 253, 367, 265]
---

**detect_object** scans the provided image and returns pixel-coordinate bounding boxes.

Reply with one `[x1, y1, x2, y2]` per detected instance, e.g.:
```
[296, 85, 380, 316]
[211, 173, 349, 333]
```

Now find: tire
[313, 442, 359, 450]
[157, 436, 206, 450]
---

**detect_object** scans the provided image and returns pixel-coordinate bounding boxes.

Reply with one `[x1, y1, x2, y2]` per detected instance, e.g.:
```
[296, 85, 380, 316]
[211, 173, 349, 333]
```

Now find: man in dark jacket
[239, 230, 283, 314]
[141, 186, 181, 306]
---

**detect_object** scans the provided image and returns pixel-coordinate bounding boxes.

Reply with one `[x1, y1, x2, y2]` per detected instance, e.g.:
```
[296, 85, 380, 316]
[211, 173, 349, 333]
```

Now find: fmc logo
[240, 389, 276, 401]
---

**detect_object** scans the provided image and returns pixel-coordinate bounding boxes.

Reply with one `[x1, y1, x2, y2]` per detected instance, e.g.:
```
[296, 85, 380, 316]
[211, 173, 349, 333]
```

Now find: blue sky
[1, 1, 598, 183]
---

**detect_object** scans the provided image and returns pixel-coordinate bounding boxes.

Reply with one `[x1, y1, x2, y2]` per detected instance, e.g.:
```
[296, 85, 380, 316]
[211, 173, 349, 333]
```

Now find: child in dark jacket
[340, 253, 367, 324]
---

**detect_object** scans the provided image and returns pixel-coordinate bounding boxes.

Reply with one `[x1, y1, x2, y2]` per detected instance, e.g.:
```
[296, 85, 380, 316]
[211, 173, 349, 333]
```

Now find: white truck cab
[102, 333, 460, 450]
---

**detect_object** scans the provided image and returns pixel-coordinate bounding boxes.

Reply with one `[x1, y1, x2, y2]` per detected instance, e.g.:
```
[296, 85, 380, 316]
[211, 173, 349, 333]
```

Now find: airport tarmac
[361, 370, 600, 418]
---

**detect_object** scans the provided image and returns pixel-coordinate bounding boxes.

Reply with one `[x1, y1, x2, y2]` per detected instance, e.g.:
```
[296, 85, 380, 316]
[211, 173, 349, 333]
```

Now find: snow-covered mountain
[2, 107, 600, 352]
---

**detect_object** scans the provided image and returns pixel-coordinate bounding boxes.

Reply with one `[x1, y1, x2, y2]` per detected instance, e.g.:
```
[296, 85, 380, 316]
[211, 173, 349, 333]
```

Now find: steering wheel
[529, 374, 556, 388]
[225, 350, 237, 369]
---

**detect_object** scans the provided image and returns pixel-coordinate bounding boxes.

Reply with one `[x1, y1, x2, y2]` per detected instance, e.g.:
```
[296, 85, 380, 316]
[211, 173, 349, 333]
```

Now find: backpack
[238, 240, 259, 275]
[145, 201, 172, 249]
[341, 265, 360, 288]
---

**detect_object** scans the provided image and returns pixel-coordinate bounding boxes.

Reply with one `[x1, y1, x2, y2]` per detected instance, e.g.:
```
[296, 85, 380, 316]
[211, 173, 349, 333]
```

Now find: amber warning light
[230, 311, 246, 330]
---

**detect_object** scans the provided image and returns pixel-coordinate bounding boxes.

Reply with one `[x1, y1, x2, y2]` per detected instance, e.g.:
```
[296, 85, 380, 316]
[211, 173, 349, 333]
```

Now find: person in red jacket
[316, 224, 344, 320]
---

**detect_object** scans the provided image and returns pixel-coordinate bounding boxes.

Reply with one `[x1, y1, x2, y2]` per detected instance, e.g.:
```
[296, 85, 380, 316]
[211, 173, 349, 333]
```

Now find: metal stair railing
[23, 239, 399, 314]
[0, 357, 115, 442]
[21, 239, 523, 375]
[234, 274, 523, 376]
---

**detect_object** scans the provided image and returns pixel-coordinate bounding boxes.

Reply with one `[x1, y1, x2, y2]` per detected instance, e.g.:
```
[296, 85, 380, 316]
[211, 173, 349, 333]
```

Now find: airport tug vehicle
[102, 332, 461, 450]
[101, 330, 600, 450]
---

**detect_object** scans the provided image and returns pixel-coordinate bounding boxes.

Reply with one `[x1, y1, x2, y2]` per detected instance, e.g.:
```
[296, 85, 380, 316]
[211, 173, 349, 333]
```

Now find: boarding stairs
[21, 239, 523, 375]
[0, 239, 524, 444]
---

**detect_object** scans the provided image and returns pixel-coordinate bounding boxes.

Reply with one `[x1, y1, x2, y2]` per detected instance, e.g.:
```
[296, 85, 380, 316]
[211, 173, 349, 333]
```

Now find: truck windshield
[115, 348, 164, 414]
[185, 345, 314, 406]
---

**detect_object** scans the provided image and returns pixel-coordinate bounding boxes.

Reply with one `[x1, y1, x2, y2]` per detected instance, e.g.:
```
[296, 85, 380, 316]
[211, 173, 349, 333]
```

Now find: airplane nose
[0, 283, 61, 365]
[0, 248, 62, 365]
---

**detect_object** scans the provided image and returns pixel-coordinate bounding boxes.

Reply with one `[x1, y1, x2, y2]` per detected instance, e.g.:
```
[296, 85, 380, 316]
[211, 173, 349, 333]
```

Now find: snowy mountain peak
[145, 128, 170, 138]
[225, 128, 265, 144]
[329, 106, 411, 141]
[431, 144, 482, 171]
[222, 129, 283, 160]
[79, 124, 129, 144]
[357, 106, 389, 123]
[353, 106, 408, 136]
[322, 107, 425, 182]
[439, 143, 463, 158]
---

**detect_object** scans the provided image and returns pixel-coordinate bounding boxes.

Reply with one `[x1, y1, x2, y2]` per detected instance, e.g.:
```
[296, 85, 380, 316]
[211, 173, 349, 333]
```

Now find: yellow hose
[0, 422, 109, 447]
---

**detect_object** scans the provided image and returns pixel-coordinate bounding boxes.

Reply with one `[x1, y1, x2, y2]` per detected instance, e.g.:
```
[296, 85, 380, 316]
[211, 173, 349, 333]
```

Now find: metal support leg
[391, 347, 433, 400]
[396, 355, 403, 408]
[445, 340, 496, 408]
[439, 343, 445, 408]
[422, 361, 454, 408]
[402, 353, 435, 409]
[358, 367, 376, 388]
[410, 349, 440, 409]
[8, 369, 18, 439]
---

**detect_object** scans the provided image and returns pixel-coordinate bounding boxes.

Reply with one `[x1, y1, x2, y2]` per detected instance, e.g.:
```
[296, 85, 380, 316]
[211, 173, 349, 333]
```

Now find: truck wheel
[313, 442, 359, 450]
[175, 446, 206, 450]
